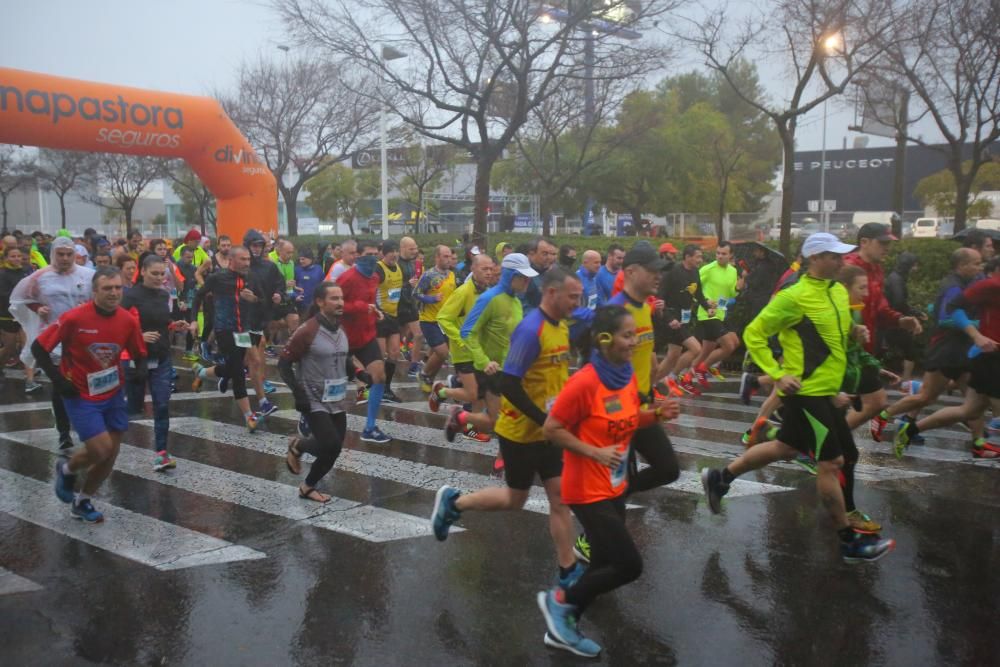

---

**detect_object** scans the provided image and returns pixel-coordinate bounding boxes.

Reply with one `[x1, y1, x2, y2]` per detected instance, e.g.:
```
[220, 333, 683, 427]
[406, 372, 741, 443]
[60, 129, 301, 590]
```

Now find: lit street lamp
[380, 45, 407, 240]
[818, 32, 842, 233]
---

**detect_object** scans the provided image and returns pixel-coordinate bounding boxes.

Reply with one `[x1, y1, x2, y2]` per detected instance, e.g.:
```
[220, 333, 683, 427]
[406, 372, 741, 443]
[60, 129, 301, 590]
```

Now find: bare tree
[163, 160, 217, 236]
[865, 0, 1000, 232]
[89, 154, 163, 237]
[389, 136, 457, 235]
[688, 0, 896, 253]
[219, 58, 378, 237]
[276, 0, 674, 236]
[0, 146, 35, 235]
[35, 149, 97, 231]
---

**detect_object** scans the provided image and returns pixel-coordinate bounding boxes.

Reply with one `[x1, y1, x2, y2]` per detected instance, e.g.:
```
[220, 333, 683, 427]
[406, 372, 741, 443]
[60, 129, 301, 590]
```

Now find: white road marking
[0, 566, 43, 596]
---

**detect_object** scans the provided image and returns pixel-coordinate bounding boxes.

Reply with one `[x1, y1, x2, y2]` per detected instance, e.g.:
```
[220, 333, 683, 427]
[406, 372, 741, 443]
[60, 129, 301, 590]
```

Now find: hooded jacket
[884, 252, 919, 316]
[844, 252, 902, 352]
[460, 267, 524, 370]
[243, 230, 284, 330]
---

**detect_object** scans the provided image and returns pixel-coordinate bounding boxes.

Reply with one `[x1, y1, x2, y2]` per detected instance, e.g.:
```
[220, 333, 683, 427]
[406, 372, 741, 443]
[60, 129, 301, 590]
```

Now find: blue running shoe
[558, 562, 586, 590]
[54, 461, 76, 504]
[263, 380, 278, 395]
[297, 414, 312, 439]
[360, 426, 391, 444]
[431, 485, 461, 541]
[199, 342, 213, 362]
[218, 376, 229, 394]
[258, 399, 279, 417]
[842, 534, 896, 563]
[407, 362, 421, 378]
[543, 631, 601, 658]
[71, 498, 104, 523]
[536, 590, 586, 647]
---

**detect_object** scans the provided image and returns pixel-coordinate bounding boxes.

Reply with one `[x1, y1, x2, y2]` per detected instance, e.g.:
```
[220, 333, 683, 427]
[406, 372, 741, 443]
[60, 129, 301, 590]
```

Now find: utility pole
[891, 90, 909, 239]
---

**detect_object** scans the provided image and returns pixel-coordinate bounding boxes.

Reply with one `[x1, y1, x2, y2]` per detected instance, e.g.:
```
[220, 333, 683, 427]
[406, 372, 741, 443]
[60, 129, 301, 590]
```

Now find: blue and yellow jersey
[375, 260, 404, 317]
[495, 308, 571, 444]
[416, 267, 456, 322]
[609, 291, 655, 397]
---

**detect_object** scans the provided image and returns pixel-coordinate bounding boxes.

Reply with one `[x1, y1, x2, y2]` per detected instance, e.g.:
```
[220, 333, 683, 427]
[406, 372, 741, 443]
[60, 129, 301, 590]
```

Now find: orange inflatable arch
[0, 67, 276, 241]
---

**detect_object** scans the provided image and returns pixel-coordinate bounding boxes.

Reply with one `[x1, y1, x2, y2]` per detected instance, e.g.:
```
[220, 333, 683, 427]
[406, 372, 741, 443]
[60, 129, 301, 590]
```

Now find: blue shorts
[420, 321, 448, 348]
[63, 390, 129, 441]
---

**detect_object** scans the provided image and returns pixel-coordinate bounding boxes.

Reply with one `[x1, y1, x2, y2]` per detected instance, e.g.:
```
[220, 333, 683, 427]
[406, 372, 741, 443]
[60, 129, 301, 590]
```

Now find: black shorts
[775, 395, 857, 462]
[664, 323, 695, 347]
[376, 314, 400, 339]
[454, 361, 476, 375]
[697, 318, 729, 342]
[250, 331, 263, 347]
[923, 338, 970, 380]
[0, 318, 20, 334]
[498, 437, 563, 490]
[350, 338, 383, 368]
[883, 328, 918, 361]
[969, 351, 1000, 399]
[856, 365, 882, 395]
[397, 303, 419, 326]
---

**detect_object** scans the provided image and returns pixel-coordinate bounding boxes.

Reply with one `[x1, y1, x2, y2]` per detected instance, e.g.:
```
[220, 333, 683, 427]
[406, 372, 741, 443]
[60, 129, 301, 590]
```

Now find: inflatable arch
[0, 67, 276, 240]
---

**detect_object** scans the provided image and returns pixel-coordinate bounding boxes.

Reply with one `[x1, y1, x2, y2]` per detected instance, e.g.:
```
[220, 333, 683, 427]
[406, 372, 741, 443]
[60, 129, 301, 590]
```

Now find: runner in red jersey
[32, 267, 146, 524]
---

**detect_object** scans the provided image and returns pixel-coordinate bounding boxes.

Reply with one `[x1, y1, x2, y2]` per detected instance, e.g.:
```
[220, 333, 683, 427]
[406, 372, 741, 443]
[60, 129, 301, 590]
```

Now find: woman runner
[537, 305, 679, 658]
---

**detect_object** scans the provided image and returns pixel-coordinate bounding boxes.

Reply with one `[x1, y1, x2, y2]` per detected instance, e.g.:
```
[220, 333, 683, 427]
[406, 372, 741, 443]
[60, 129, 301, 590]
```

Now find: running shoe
[191, 363, 204, 392]
[573, 535, 591, 564]
[218, 377, 229, 394]
[263, 379, 278, 394]
[745, 418, 771, 448]
[492, 454, 505, 478]
[153, 451, 177, 472]
[893, 416, 916, 459]
[71, 498, 104, 523]
[182, 351, 199, 362]
[678, 373, 701, 396]
[909, 433, 925, 445]
[972, 441, 1000, 459]
[429, 382, 446, 412]
[708, 366, 725, 381]
[360, 426, 391, 444]
[24, 380, 43, 394]
[382, 389, 402, 404]
[543, 631, 601, 659]
[356, 387, 369, 405]
[246, 413, 259, 433]
[264, 346, 280, 359]
[739, 372, 758, 405]
[700, 467, 729, 514]
[297, 414, 312, 439]
[461, 427, 491, 443]
[444, 407, 463, 443]
[447, 374, 463, 389]
[664, 378, 684, 397]
[54, 460, 76, 503]
[58, 434, 74, 452]
[258, 399, 279, 417]
[841, 534, 896, 564]
[419, 373, 434, 394]
[430, 485, 461, 541]
[407, 362, 422, 378]
[199, 342, 213, 362]
[870, 413, 889, 443]
[793, 454, 818, 475]
[694, 364, 710, 388]
[740, 428, 753, 447]
[847, 509, 881, 534]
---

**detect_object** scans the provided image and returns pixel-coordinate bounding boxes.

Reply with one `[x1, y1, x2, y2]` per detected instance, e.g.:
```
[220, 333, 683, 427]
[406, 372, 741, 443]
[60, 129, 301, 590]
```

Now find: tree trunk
[777, 124, 796, 256]
[631, 207, 643, 236]
[472, 158, 495, 237]
[2, 194, 8, 235]
[124, 205, 133, 238]
[952, 169, 971, 233]
[199, 202, 207, 236]
[58, 193, 67, 230]
[282, 185, 300, 237]
[716, 178, 729, 241]
[416, 186, 424, 236]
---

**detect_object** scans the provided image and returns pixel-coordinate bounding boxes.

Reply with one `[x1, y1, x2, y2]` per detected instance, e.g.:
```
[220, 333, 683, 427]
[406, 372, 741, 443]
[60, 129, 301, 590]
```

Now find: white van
[851, 211, 896, 227]
[974, 219, 1000, 232]
[913, 217, 941, 238]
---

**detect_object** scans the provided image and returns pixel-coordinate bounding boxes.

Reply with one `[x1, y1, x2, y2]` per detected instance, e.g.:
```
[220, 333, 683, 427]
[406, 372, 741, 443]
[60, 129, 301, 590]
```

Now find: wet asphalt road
[1, 353, 998, 666]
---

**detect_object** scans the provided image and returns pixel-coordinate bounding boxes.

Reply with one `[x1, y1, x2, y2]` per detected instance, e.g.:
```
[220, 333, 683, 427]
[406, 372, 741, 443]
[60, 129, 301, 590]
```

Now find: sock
[384, 360, 396, 391]
[74, 492, 90, 504]
[838, 526, 858, 543]
[436, 387, 449, 399]
[366, 383, 385, 430]
[879, 409, 890, 420]
[721, 467, 736, 484]
[559, 564, 575, 579]
[198, 367, 209, 379]
[842, 463, 857, 512]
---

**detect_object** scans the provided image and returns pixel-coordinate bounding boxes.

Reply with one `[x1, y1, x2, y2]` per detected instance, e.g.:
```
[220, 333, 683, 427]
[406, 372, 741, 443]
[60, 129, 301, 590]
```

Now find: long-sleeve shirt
[954, 274, 1000, 342]
[595, 265, 618, 306]
[437, 276, 487, 365]
[337, 266, 379, 349]
[294, 264, 325, 310]
[461, 284, 523, 371]
[122, 284, 172, 360]
[844, 253, 902, 353]
[576, 267, 599, 311]
[193, 270, 263, 333]
[660, 262, 711, 323]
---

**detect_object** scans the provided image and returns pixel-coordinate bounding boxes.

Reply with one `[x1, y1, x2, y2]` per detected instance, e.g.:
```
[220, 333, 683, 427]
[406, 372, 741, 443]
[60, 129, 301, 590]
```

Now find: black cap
[380, 239, 399, 254]
[857, 223, 897, 243]
[298, 248, 314, 260]
[623, 242, 667, 271]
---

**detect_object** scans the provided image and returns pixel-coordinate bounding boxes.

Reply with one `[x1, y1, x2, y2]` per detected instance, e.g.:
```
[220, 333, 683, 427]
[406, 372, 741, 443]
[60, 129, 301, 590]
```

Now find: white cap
[801, 232, 856, 258]
[501, 252, 538, 277]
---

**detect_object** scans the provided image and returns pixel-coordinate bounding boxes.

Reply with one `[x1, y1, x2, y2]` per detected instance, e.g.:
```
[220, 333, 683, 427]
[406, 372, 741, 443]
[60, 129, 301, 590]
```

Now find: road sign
[808, 200, 837, 212]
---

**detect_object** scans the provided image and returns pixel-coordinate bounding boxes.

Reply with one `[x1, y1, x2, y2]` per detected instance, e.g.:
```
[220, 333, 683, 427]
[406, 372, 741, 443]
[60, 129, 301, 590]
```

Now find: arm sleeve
[414, 273, 439, 304]
[500, 372, 548, 426]
[743, 290, 802, 381]
[127, 317, 148, 360]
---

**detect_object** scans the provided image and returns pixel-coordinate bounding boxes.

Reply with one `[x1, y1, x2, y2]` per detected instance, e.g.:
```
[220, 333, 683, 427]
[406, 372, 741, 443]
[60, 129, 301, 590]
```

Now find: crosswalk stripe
[269, 410, 794, 499]
[4, 429, 439, 543]
[0, 387, 291, 415]
[0, 566, 43, 596]
[0, 468, 266, 570]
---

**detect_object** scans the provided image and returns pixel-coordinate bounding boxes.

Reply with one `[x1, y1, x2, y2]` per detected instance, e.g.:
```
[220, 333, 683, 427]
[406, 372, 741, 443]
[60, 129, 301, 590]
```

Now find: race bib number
[234, 332, 252, 348]
[716, 305, 727, 320]
[681, 308, 691, 324]
[587, 293, 598, 310]
[322, 378, 347, 403]
[87, 366, 120, 395]
[610, 444, 629, 487]
[387, 288, 401, 303]
[147, 359, 159, 370]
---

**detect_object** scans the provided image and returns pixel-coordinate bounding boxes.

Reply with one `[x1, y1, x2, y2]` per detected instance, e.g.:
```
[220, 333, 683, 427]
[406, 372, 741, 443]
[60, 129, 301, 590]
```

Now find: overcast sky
[4, 0, 927, 153]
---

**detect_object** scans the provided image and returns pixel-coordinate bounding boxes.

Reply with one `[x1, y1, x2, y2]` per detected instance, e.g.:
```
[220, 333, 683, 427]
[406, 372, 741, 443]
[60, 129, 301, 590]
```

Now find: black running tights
[564, 497, 642, 614]
[627, 423, 680, 494]
[298, 411, 347, 488]
[214, 331, 248, 400]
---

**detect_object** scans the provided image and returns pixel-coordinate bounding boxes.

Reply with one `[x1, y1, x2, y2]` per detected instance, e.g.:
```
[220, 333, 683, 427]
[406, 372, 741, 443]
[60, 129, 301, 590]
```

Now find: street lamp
[818, 32, 842, 233]
[380, 45, 407, 240]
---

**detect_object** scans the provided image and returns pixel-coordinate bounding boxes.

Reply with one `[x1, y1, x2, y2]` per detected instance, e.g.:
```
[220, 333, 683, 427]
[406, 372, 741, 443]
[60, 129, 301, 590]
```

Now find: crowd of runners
[1, 222, 998, 657]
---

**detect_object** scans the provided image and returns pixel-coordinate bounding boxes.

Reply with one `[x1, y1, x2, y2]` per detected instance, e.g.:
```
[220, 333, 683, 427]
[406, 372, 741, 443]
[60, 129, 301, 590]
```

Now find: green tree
[390, 142, 454, 234]
[165, 161, 217, 236]
[305, 164, 379, 236]
[914, 161, 1000, 219]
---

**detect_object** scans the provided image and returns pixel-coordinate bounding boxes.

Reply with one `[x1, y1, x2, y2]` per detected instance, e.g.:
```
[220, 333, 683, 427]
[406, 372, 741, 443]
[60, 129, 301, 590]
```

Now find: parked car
[833, 222, 857, 240]
[768, 222, 802, 241]
[974, 218, 1000, 232]
[913, 217, 941, 238]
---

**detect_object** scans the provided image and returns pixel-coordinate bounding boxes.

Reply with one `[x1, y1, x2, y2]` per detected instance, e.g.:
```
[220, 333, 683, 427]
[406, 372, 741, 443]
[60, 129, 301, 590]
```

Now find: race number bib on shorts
[681, 308, 691, 324]
[234, 332, 252, 348]
[322, 378, 347, 403]
[87, 366, 120, 395]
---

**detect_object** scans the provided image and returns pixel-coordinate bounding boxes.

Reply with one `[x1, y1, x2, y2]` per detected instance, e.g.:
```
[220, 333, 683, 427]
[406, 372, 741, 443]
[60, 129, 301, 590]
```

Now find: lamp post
[380, 45, 407, 240]
[818, 33, 841, 233]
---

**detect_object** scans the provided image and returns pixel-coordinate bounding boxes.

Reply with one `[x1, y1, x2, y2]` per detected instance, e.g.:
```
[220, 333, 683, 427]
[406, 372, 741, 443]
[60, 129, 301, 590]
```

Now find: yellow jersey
[609, 291, 655, 398]
[375, 260, 404, 317]
[416, 267, 456, 323]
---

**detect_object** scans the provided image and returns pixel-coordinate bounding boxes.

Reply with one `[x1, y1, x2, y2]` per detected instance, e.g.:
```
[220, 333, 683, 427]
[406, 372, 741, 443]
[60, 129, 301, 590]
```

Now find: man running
[243, 230, 285, 417]
[266, 239, 301, 355]
[576, 250, 602, 313]
[654, 244, 711, 396]
[701, 233, 896, 563]
[595, 244, 624, 306]
[396, 236, 424, 377]
[431, 267, 584, 590]
[522, 237, 558, 312]
[33, 266, 147, 523]
[325, 239, 358, 283]
[338, 240, 392, 444]
[190, 246, 266, 432]
[374, 239, 405, 403]
[415, 245, 457, 392]
[691, 241, 743, 386]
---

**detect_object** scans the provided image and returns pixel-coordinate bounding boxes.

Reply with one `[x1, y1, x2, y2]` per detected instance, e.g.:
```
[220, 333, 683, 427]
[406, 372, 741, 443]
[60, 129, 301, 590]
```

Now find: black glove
[54, 375, 79, 399]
